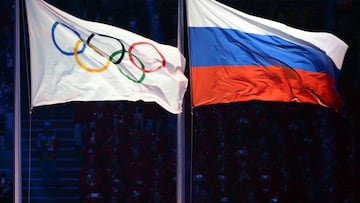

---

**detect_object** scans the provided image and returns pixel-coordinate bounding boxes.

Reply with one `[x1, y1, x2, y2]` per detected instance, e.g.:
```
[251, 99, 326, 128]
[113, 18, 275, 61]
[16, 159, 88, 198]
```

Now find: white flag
[26, 0, 188, 114]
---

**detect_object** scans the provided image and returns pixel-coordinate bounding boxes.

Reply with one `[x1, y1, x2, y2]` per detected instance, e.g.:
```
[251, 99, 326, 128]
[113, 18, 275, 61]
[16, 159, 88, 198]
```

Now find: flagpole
[176, 0, 185, 202]
[14, 0, 22, 202]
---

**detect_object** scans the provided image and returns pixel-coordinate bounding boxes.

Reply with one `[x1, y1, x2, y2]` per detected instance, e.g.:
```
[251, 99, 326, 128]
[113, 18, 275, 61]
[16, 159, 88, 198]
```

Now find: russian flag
[186, 0, 348, 111]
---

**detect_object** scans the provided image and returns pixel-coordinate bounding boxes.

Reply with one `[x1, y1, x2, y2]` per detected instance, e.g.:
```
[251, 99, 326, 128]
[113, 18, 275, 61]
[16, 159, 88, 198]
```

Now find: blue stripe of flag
[188, 27, 339, 79]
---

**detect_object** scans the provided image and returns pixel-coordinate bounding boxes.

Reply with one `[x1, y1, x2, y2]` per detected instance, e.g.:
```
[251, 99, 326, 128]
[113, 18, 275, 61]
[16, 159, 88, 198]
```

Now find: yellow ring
[74, 40, 110, 72]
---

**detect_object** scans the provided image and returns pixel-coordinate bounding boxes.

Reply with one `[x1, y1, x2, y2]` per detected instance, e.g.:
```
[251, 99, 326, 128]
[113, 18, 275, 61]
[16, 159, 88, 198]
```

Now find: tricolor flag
[25, 0, 188, 114]
[187, 0, 348, 111]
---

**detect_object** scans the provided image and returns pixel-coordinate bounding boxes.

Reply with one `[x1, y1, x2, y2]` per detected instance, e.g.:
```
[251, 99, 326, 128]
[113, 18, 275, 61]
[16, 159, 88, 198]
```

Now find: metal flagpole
[176, 0, 185, 202]
[14, 0, 22, 202]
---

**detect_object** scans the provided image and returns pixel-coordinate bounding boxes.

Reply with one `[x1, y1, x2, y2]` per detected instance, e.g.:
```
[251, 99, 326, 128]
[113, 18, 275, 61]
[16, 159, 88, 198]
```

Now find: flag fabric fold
[26, 0, 188, 114]
[186, 0, 348, 111]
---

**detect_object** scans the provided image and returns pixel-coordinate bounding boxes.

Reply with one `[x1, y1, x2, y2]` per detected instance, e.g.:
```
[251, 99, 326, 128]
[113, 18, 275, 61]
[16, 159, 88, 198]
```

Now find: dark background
[0, 0, 359, 202]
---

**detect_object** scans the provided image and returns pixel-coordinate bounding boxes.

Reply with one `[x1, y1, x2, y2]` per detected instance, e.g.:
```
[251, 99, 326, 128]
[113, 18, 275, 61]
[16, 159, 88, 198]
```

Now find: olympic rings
[51, 21, 168, 83]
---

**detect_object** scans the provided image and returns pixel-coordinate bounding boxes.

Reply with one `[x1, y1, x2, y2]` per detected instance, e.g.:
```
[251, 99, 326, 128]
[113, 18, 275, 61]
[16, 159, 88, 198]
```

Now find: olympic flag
[25, 0, 188, 114]
[187, 0, 348, 111]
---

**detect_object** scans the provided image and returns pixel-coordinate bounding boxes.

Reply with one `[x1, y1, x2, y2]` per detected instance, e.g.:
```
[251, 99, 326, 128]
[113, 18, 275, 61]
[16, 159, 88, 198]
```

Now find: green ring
[110, 50, 146, 83]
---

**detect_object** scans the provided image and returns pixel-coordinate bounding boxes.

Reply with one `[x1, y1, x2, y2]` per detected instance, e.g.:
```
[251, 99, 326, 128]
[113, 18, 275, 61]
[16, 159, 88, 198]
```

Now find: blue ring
[51, 21, 86, 55]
